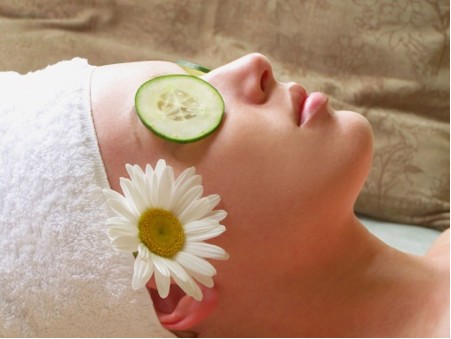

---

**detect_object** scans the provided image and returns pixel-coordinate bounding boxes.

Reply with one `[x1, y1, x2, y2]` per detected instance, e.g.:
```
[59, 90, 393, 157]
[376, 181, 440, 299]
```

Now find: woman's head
[92, 53, 374, 335]
[137, 53, 374, 335]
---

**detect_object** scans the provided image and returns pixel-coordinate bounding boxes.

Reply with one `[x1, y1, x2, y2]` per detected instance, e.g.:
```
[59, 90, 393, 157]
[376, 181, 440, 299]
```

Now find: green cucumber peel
[176, 60, 211, 75]
[135, 74, 224, 144]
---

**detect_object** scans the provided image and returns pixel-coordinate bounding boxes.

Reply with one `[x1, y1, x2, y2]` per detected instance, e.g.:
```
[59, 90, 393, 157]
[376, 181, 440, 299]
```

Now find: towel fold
[0, 59, 171, 337]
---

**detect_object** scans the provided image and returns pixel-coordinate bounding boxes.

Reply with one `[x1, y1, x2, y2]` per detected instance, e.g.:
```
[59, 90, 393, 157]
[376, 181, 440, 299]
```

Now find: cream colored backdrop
[0, 0, 448, 229]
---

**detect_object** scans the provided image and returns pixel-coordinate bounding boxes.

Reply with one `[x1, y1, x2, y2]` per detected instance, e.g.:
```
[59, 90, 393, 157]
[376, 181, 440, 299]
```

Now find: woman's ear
[148, 283, 218, 331]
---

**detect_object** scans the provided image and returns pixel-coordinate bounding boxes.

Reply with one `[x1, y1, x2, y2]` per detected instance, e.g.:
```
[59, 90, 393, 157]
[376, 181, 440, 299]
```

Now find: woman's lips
[288, 83, 307, 126]
[299, 92, 329, 126]
[289, 85, 329, 126]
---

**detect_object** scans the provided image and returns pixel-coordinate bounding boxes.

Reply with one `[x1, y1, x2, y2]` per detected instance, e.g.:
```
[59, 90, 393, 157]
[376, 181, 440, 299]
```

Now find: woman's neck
[278, 214, 447, 337]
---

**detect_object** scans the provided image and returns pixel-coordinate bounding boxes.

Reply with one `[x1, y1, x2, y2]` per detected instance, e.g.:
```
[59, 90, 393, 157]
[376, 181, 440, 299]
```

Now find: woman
[92, 53, 449, 337]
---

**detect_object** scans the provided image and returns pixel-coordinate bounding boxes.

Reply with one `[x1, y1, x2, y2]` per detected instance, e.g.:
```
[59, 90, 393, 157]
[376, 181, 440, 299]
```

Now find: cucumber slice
[176, 60, 211, 76]
[135, 75, 224, 143]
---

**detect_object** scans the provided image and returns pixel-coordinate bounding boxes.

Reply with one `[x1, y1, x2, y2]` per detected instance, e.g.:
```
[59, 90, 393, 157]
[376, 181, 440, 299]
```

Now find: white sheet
[359, 215, 442, 255]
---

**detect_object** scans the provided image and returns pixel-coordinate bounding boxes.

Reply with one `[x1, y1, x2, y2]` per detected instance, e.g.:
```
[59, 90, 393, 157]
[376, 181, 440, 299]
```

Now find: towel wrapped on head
[0, 59, 172, 337]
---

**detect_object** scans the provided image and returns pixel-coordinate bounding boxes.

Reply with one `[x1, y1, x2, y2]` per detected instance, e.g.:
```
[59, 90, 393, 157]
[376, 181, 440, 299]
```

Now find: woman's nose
[205, 53, 275, 104]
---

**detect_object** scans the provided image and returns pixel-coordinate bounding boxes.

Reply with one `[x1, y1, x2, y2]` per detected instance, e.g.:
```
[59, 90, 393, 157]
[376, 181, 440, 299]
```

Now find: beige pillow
[0, 0, 448, 229]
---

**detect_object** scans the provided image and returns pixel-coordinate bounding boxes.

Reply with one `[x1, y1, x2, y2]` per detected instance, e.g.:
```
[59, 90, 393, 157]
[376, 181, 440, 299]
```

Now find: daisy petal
[184, 241, 230, 260]
[206, 194, 221, 209]
[154, 266, 171, 298]
[110, 235, 140, 252]
[106, 217, 137, 236]
[143, 164, 155, 203]
[178, 197, 213, 224]
[174, 174, 202, 198]
[184, 219, 220, 235]
[157, 167, 173, 209]
[155, 159, 167, 178]
[184, 268, 214, 288]
[204, 209, 227, 223]
[145, 164, 155, 177]
[103, 189, 130, 211]
[162, 257, 189, 282]
[176, 251, 216, 276]
[103, 191, 139, 223]
[174, 167, 196, 189]
[132, 253, 154, 290]
[152, 254, 171, 277]
[171, 179, 202, 212]
[150, 172, 159, 208]
[107, 226, 138, 238]
[105, 216, 134, 228]
[172, 273, 203, 301]
[186, 225, 226, 242]
[126, 164, 146, 185]
[120, 178, 146, 214]
[138, 243, 152, 260]
[173, 185, 203, 218]
[124, 165, 147, 199]
[103, 188, 126, 202]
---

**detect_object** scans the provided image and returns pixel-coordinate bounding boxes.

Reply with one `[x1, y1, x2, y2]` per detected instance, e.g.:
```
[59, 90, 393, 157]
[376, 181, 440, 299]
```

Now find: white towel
[0, 59, 172, 337]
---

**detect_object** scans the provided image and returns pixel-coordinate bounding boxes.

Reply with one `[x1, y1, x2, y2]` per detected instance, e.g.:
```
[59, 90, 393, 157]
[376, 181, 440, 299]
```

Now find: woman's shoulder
[424, 229, 450, 337]
[426, 228, 450, 265]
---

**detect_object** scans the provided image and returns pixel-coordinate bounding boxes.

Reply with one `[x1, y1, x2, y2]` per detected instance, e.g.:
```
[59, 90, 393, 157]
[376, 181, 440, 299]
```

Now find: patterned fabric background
[0, 0, 449, 229]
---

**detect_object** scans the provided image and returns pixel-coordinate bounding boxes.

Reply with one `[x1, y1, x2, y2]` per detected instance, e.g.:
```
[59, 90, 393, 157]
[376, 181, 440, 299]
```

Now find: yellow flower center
[138, 208, 185, 258]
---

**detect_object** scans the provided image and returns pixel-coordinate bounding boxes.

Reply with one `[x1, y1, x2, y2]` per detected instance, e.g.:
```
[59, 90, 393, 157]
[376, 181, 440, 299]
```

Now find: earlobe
[149, 284, 218, 331]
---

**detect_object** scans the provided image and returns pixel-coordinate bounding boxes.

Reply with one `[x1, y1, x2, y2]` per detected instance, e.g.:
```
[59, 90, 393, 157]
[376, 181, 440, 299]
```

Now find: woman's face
[153, 53, 373, 332]
[170, 53, 373, 247]
[100, 53, 374, 333]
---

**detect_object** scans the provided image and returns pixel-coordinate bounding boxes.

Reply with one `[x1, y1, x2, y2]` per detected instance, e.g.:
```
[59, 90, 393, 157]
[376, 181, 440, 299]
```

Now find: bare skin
[91, 54, 449, 337]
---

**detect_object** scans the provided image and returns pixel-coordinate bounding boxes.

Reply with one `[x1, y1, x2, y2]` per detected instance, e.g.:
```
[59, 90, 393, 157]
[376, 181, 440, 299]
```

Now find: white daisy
[104, 160, 229, 301]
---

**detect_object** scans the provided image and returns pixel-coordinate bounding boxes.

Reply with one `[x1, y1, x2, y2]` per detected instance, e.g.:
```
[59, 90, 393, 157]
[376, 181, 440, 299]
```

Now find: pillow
[0, 0, 448, 230]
